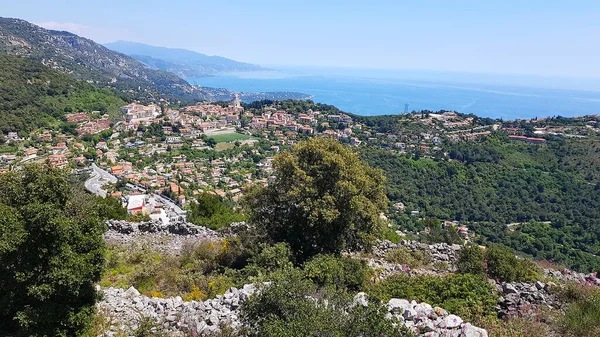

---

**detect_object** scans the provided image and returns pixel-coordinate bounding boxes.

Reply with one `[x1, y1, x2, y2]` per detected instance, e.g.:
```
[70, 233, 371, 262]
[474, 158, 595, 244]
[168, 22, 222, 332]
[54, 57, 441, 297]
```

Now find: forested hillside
[0, 54, 124, 133]
[361, 136, 600, 272]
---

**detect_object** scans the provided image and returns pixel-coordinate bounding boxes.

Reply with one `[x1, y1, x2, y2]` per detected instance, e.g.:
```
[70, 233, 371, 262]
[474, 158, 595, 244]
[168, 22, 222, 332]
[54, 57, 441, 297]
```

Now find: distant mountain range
[104, 41, 263, 78]
[0, 17, 308, 103]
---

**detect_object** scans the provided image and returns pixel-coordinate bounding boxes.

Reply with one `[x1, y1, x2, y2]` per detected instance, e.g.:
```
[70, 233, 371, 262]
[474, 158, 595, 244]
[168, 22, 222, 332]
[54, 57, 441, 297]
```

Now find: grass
[215, 142, 235, 151]
[100, 240, 237, 299]
[208, 133, 254, 143]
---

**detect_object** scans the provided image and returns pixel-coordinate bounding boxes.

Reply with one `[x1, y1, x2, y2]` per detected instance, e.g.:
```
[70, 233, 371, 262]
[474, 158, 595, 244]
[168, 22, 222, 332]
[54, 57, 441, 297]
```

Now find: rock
[462, 323, 488, 337]
[439, 314, 463, 328]
[502, 284, 519, 294]
[535, 281, 545, 290]
[124, 286, 140, 298]
[353, 292, 369, 307]
[388, 298, 410, 314]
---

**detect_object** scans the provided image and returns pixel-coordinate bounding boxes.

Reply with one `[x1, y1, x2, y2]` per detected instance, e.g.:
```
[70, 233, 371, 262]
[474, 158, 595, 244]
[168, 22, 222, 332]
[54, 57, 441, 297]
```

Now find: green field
[208, 133, 254, 143]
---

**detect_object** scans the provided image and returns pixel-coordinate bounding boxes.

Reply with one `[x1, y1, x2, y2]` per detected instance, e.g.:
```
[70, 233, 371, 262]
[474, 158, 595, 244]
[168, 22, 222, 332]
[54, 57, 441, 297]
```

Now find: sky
[2, 0, 600, 79]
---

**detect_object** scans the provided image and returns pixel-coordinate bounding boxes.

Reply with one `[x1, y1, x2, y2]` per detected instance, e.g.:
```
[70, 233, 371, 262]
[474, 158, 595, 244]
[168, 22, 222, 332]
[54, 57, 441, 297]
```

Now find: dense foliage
[0, 166, 106, 336]
[0, 54, 124, 133]
[246, 137, 388, 262]
[361, 138, 600, 272]
[457, 245, 542, 282]
[368, 274, 497, 322]
[187, 193, 246, 230]
[240, 269, 411, 337]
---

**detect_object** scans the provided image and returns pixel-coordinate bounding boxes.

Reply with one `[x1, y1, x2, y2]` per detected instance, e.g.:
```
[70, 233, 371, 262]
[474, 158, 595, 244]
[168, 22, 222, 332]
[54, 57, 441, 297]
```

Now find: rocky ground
[97, 224, 600, 337]
[104, 220, 223, 254]
[97, 284, 488, 337]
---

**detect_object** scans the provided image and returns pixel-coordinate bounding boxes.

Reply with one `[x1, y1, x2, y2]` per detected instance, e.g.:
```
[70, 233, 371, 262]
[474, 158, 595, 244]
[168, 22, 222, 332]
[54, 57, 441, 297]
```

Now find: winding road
[84, 163, 117, 198]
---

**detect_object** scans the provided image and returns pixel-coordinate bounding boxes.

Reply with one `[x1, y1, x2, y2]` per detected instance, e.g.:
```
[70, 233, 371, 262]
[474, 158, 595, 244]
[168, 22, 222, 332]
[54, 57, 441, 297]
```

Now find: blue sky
[2, 0, 599, 79]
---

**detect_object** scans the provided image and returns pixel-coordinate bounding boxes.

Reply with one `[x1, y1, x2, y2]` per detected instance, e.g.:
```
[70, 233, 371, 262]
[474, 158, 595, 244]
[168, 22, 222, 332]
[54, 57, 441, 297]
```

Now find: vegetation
[246, 137, 388, 262]
[240, 269, 412, 337]
[457, 245, 542, 282]
[368, 274, 498, 322]
[0, 166, 106, 336]
[361, 139, 600, 272]
[384, 247, 431, 268]
[187, 193, 246, 230]
[0, 54, 124, 133]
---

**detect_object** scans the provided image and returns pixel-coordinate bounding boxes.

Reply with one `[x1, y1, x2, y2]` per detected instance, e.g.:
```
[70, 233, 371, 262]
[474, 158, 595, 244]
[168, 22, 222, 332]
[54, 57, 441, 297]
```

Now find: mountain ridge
[104, 40, 263, 77]
[0, 18, 309, 103]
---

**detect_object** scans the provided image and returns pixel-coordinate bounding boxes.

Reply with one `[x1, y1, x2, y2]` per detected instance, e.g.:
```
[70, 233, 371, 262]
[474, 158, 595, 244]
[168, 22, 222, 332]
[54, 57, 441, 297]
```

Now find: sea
[188, 67, 600, 120]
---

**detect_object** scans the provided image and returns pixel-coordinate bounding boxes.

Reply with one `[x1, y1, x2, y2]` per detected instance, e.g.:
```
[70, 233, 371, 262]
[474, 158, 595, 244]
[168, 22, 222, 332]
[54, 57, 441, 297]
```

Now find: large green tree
[0, 166, 106, 336]
[246, 138, 388, 262]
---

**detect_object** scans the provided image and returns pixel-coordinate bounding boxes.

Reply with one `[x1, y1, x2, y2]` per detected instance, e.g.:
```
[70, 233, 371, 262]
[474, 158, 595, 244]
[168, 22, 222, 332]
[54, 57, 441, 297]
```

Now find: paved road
[84, 163, 118, 198]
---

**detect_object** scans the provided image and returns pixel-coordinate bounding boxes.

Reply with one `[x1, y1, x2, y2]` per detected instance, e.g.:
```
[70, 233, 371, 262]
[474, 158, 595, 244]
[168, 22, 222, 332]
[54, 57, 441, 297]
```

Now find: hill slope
[0, 54, 124, 133]
[104, 40, 262, 77]
[0, 17, 194, 96]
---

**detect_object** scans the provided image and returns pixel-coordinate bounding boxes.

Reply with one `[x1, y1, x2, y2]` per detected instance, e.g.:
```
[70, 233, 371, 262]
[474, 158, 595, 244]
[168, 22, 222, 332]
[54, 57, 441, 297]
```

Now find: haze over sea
[189, 67, 600, 120]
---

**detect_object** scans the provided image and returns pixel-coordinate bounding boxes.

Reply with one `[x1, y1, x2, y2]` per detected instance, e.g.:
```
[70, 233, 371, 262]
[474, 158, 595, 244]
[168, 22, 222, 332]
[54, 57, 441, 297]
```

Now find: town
[2, 94, 600, 227]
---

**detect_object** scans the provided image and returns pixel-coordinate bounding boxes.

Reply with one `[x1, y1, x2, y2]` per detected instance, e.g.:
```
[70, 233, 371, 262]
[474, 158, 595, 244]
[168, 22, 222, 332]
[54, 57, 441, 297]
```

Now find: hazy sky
[3, 0, 599, 78]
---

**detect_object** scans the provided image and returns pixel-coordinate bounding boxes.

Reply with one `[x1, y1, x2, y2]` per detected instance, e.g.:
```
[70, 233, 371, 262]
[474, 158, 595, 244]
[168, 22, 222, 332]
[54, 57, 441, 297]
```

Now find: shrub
[485, 245, 542, 282]
[240, 269, 411, 337]
[384, 247, 430, 268]
[303, 254, 373, 291]
[457, 245, 486, 276]
[368, 274, 497, 322]
[457, 245, 542, 282]
[558, 293, 600, 337]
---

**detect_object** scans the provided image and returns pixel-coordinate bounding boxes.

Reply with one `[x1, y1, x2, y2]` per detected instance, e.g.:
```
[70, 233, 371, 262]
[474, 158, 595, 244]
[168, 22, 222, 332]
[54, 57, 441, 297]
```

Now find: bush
[240, 269, 411, 337]
[303, 254, 373, 291]
[384, 247, 431, 268]
[457, 245, 486, 276]
[485, 245, 542, 282]
[0, 166, 106, 336]
[559, 293, 600, 337]
[368, 274, 497, 322]
[457, 245, 542, 282]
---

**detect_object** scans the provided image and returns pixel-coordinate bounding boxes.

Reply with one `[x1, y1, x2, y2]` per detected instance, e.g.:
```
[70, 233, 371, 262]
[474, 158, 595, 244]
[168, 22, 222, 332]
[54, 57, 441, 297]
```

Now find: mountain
[104, 41, 263, 78]
[0, 17, 219, 103]
[0, 54, 124, 133]
[0, 17, 309, 104]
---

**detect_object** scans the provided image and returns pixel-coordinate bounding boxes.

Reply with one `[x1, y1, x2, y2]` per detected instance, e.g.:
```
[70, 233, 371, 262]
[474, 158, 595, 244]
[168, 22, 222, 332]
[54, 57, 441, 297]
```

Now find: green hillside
[0, 54, 124, 133]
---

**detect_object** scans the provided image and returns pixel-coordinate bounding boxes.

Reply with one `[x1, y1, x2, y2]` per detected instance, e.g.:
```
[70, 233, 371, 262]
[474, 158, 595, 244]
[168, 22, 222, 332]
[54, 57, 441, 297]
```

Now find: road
[84, 163, 118, 198]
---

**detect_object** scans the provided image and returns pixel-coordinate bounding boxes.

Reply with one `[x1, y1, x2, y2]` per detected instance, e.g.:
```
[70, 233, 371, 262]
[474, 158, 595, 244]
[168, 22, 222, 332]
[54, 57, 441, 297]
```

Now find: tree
[187, 193, 245, 230]
[246, 138, 388, 262]
[0, 166, 106, 336]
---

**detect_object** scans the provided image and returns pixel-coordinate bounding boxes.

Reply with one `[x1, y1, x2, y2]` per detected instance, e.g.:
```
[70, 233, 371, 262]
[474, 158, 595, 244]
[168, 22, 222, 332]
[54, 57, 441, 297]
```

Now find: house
[47, 154, 67, 169]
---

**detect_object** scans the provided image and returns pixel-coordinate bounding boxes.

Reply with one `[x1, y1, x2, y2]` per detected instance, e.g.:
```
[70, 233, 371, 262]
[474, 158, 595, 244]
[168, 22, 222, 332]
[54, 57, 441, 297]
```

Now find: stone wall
[97, 285, 488, 337]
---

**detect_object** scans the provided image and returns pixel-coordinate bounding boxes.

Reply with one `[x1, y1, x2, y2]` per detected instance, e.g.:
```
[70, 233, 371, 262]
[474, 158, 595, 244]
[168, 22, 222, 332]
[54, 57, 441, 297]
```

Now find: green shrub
[368, 274, 497, 322]
[241, 269, 411, 337]
[559, 293, 600, 337]
[303, 254, 373, 291]
[457, 245, 542, 282]
[384, 247, 430, 268]
[485, 245, 542, 282]
[457, 245, 486, 276]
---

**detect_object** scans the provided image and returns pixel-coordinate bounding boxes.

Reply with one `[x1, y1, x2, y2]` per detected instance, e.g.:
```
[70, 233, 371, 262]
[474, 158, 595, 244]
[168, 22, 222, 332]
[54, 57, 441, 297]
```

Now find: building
[127, 194, 146, 213]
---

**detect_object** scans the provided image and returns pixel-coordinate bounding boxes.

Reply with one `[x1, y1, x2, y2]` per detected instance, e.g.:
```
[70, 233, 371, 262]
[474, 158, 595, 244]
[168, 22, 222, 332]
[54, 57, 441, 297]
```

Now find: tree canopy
[0, 166, 106, 336]
[246, 137, 388, 262]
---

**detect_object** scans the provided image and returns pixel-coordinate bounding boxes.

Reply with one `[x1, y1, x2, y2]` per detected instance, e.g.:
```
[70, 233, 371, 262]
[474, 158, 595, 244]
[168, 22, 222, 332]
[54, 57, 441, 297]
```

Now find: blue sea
[188, 67, 600, 120]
